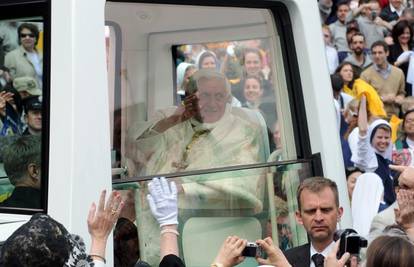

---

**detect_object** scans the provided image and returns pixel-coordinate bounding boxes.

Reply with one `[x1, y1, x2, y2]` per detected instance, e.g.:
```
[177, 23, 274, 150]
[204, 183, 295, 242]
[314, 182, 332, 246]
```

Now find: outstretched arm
[147, 177, 180, 259]
[88, 190, 124, 264]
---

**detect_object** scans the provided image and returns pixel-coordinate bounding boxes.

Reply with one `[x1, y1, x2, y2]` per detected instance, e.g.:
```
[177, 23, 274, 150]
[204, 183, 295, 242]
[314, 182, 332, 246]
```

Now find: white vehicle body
[0, 0, 351, 266]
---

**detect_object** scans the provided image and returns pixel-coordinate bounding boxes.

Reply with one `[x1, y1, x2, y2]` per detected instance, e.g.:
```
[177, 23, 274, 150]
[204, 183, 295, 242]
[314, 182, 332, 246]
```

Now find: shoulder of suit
[284, 243, 309, 257]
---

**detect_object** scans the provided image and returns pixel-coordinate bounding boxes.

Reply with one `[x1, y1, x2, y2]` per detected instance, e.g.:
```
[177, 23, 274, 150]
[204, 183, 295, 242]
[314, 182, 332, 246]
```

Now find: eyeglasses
[20, 33, 35, 38]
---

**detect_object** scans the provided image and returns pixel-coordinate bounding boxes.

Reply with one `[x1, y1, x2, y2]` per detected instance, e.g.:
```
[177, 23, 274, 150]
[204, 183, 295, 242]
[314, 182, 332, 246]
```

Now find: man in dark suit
[380, 0, 404, 23]
[0, 135, 41, 209]
[284, 177, 344, 267]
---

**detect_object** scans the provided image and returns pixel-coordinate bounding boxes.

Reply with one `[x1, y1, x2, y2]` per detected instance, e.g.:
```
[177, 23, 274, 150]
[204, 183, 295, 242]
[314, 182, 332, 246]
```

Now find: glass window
[0, 18, 45, 211]
[106, 3, 299, 179]
[106, 2, 314, 266]
[113, 161, 313, 266]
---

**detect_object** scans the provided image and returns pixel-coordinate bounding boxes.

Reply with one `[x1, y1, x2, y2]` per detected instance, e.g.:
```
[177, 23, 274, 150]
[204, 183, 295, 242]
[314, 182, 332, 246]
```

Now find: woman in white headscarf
[351, 95, 396, 206]
[351, 173, 385, 237]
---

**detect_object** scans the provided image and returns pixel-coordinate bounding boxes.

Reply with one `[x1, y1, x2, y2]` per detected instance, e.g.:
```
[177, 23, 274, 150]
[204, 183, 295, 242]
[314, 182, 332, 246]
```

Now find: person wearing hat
[4, 22, 43, 87]
[22, 95, 42, 136]
[12, 76, 42, 100]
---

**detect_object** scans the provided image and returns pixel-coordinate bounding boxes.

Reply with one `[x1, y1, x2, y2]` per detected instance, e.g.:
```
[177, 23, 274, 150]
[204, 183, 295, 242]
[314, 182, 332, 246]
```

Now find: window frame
[0, 0, 51, 215]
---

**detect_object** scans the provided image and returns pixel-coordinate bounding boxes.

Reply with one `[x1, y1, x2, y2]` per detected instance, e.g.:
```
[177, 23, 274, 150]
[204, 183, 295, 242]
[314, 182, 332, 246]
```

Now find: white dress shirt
[309, 241, 336, 267]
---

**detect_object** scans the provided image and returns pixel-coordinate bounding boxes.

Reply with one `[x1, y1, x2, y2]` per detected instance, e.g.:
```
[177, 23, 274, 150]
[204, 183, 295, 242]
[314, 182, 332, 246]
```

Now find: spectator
[146, 177, 184, 267]
[335, 62, 386, 118]
[394, 188, 414, 241]
[176, 62, 197, 103]
[343, 32, 373, 69]
[0, 190, 124, 266]
[0, 87, 23, 136]
[322, 25, 339, 74]
[380, 0, 405, 24]
[365, 235, 414, 267]
[345, 167, 363, 201]
[22, 96, 42, 136]
[0, 22, 18, 65]
[326, 235, 413, 267]
[232, 47, 273, 104]
[389, 20, 414, 95]
[361, 41, 405, 118]
[328, 1, 353, 59]
[5, 23, 43, 87]
[197, 50, 219, 70]
[113, 217, 140, 267]
[400, 7, 414, 29]
[368, 165, 401, 242]
[13, 76, 42, 100]
[332, 72, 347, 124]
[0, 66, 13, 91]
[401, 96, 414, 113]
[351, 173, 385, 237]
[353, 1, 391, 49]
[197, 50, 241, 107]
[0, 135, 41, 208]
[284, 177, 343, 267]
[351, 95, 396, 206]
[319, 0, 334, 24]
[242, 75, 263, 109]
[394, 109, 414, 166]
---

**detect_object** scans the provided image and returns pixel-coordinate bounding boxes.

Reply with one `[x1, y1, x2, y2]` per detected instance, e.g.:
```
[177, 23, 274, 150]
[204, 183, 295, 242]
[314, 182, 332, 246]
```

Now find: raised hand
[147, 177, 178, 227]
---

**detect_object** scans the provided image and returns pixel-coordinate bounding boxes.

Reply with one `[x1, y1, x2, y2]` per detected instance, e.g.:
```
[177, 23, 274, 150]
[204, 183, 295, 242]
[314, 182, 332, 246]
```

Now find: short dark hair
[296, 177, 339, 211]
[366, 235, 414, 267]
[18, 23, 40, 46]
[371, 40, 389, 53]
[336, 0, 350, 9]
[349, 32, 365, 45]
[3, 135, 41, 185]
[331, 73, 344, 93]
[392, 20, 413, 46]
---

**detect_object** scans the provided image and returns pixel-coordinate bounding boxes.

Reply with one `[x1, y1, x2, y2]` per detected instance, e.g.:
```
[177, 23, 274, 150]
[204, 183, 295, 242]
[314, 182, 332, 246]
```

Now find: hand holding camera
[213, 236, 247, 267]
[256, 237, 292, 267]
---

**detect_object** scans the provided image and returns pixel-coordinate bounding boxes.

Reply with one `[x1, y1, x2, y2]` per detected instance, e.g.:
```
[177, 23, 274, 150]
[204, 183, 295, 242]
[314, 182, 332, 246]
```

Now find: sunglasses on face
[20, 33, 35, 38]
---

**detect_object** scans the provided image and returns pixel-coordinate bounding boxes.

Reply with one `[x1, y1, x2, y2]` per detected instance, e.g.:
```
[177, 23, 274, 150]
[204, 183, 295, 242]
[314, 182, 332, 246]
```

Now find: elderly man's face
[197, 77, 229, 123]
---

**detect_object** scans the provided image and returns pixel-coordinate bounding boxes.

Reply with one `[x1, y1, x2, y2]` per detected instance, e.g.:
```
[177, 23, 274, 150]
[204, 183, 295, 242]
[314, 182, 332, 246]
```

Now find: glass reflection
[115, 162, 313, 266]
[0, 19, 44, 210]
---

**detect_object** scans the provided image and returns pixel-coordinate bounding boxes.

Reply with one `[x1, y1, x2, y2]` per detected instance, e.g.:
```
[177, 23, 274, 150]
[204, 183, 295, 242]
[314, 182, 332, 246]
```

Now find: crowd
[320, 0, 414, 233]
[0, 22, 44, 205]
[0, 21, 43, 138]
[174, 38, 278, 145]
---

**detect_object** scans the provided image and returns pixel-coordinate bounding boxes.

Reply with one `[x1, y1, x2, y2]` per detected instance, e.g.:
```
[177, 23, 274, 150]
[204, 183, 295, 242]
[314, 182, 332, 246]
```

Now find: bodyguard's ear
[337, 207, 344, 220]
[27, 163, 40, 179]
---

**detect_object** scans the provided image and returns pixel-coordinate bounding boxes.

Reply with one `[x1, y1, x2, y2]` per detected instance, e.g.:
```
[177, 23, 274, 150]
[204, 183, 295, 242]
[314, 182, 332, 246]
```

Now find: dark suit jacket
[284, 243, 310, 267]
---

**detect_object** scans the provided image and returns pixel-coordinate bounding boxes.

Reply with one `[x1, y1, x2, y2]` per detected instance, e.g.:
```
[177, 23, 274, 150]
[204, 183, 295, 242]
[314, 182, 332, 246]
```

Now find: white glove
[146, 177, 178, 227]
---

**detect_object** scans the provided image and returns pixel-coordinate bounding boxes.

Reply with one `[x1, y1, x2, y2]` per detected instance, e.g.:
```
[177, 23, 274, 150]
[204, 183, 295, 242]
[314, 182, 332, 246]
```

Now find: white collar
[407, 137, 414, 148]
[390, 4, 404, 16]
[310, 241, 336, 261]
